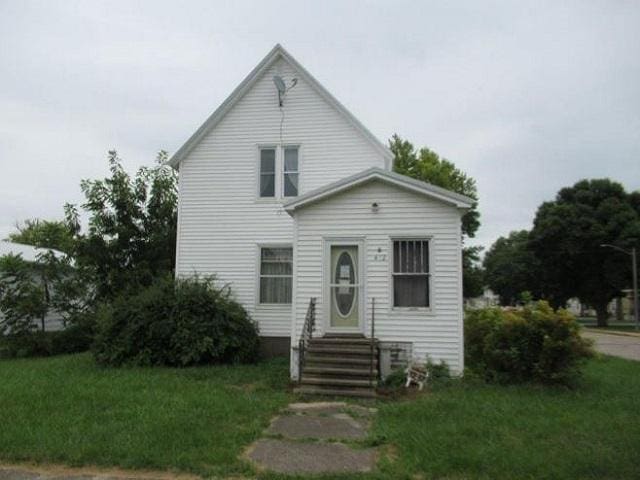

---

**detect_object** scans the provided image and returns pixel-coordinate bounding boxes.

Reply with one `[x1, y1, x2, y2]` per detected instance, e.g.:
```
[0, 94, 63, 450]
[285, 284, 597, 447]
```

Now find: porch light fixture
[371, 202, 379, 213]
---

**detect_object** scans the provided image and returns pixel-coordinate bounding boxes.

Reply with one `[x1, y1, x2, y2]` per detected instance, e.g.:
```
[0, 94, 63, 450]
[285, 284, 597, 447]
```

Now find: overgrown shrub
[465, 301, 593, 386]
[93, 276, 260, 367]
[0, 319, 94, 359]
[425, 357, 451, 386]
[381, 367, 407, 389]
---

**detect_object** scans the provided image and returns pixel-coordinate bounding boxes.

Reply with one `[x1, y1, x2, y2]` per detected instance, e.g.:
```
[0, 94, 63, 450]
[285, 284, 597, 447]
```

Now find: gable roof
[168, 44, 393, 168]
[283, 167, 475, 213]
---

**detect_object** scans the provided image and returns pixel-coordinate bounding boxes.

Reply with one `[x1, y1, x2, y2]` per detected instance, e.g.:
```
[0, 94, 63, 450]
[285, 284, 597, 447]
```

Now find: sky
[1, 0, 639, 252]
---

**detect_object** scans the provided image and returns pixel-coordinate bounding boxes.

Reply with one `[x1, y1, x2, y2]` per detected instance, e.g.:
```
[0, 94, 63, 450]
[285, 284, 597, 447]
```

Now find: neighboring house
[466, 288, 500, 309]
[170, 45, 473, 395]
[567, 294, 635, 322]
[0, 241, 65, 332]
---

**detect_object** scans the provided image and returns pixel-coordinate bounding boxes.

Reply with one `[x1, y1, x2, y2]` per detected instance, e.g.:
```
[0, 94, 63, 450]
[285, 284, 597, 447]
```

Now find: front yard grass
[372, 356, 640, 480]
[0, 354, 639, 479]
[0, 354, 292, 478]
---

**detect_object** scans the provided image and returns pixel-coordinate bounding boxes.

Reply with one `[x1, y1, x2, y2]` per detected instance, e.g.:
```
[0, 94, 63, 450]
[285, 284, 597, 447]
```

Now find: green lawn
[0, 354, 292, 477]
[372, 356, 640, 480]
[0, 354, 639, 479]
[586, 325, 639, 333]
[577, 317, 638, 333]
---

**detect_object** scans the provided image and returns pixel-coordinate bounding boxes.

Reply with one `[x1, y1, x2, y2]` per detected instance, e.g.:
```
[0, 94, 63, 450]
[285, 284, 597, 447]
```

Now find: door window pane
[330, 245, 359, 327]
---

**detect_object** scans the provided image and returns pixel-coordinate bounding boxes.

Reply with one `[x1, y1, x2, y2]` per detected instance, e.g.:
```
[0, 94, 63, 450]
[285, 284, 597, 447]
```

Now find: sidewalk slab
[246, 439, 377, 474]
[267, 412, 368, 440]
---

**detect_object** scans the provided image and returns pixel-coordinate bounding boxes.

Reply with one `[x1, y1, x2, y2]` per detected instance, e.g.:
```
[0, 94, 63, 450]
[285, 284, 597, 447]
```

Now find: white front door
[326, 242, 363, 333]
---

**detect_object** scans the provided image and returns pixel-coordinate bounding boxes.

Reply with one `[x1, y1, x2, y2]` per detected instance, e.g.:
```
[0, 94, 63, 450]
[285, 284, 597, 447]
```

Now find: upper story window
[258, 146, 299, 198]
[284, 147, 299, 197]
[259, 148, 276, 197]
[392, 239, 430, 308]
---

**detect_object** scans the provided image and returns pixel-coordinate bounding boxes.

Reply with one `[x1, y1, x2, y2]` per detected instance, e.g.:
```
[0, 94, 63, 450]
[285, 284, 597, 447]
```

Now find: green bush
[425, 357, 451, 386]
[50, 317, 95, 354]
[381, 367, 407, 389]
[0, 319, 94, 359]
[93, 276, 260, 367]
[465, 302, 593, 386]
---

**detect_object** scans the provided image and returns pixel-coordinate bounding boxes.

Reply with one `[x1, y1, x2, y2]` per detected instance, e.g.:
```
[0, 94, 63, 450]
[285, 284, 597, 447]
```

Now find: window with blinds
[392, 239, 430, 307]
[259, 247, 293, 304]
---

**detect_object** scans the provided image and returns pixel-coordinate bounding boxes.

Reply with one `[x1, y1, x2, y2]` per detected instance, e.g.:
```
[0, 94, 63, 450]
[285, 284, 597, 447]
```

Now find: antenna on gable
[273, 76, 297, 107]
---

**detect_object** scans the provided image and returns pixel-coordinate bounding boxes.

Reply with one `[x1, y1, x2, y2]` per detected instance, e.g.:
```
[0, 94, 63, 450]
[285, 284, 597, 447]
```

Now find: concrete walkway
[583, 330, 640, 361]
[245, 401, 378, 475]
[0, 465, 196, 480]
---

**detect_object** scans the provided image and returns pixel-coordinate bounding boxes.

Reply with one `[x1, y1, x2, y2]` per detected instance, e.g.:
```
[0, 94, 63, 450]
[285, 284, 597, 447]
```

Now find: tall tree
[529, 179, 640, 326]
[390, 134, 481, 298]
[484, 230, 541, 306]
[71, 150, 178, 298]
[463, 245, 485, 299]
[390, 134, 480, 237]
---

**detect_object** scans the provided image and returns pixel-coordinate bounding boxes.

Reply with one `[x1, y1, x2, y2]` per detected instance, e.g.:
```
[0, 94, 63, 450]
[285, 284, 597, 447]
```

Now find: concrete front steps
[295, 335, 379, 398]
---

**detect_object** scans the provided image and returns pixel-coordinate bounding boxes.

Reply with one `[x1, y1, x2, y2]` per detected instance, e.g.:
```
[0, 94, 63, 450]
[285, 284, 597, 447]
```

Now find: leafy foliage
[0, 254, 47, 335]
[7, 219, 76, 255]
[0, 321, 94, 359]
[462, 245, 485, 298]
[93, 276, 260, 367]
[529, 179, 640, 325]
[465, 302, 593, 386]
[390, 134, 480, 237]
[72, 150, 178, 299]
[0, 249, 93, 335]
[390, 134, 483, 299]
[483, 230, 541, 305]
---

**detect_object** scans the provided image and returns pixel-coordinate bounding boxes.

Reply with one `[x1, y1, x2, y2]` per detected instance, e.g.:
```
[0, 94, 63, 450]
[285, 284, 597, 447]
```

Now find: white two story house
[170, 45, 472, 393]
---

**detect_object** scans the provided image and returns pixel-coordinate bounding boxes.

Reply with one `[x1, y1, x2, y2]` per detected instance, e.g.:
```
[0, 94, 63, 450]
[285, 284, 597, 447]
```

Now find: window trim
[390, 236, 433, 311]
[256, 243, 293, 307]
[255, 144, 301, 201]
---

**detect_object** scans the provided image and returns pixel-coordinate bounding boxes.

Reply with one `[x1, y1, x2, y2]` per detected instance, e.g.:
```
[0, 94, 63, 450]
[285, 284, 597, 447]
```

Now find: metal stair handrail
[298, 297, 316, 382]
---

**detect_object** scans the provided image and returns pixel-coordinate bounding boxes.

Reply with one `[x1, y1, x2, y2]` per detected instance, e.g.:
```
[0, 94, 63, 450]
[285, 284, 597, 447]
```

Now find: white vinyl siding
[291, 180, 464, 374]
[175, 56, 387, 337]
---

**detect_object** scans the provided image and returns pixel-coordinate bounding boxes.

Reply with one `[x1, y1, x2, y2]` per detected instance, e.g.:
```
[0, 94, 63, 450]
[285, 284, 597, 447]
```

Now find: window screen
[392, 239, 430, 307]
